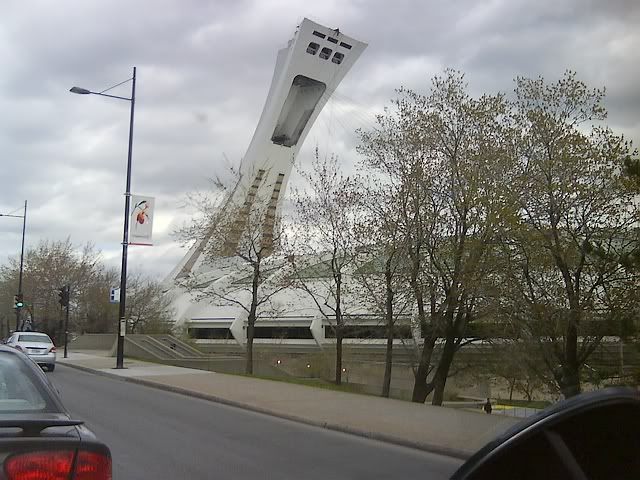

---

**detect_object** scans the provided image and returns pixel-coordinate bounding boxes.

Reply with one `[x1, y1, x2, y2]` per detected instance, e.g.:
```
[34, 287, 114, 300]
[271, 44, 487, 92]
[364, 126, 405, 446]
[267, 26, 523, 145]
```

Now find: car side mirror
[451, 387, 640, 480]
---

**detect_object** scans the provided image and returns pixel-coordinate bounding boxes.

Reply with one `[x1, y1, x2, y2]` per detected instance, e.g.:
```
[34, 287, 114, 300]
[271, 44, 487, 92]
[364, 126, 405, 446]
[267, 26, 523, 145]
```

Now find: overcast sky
[1, 0, 638, 281]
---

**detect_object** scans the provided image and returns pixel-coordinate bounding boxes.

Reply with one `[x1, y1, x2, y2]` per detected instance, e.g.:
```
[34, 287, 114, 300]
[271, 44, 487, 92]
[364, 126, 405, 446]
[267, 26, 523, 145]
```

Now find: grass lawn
[130, 354, 377, 396]
[237, 373, 378, 396]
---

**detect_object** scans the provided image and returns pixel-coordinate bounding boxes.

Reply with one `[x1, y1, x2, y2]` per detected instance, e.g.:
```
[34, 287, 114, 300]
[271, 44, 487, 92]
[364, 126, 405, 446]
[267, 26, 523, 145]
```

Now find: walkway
[58, 351, 519, 458]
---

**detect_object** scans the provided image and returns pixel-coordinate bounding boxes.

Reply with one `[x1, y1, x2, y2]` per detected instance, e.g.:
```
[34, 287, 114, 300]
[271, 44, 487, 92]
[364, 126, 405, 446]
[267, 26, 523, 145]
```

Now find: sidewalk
[58, 351, 519, 458]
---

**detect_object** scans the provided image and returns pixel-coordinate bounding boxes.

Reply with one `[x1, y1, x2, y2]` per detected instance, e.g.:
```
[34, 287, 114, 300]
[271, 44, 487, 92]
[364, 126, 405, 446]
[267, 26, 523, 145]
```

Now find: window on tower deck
[306, 42, 319, 55]
[271, 75, 326, 148]
[332, 52, 344, 64]
[319, 47, 332, 60]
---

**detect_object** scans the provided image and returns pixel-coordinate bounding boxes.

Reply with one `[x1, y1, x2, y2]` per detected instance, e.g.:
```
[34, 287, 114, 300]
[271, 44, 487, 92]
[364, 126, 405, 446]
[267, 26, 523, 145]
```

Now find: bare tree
[126, 272, 174, 334]
[359, 89, 439, 401]
[290, 151, 362, 385]
[176, 170, 291, 374]
[351, 180, 413, 397]
[0, 239, 108, 339]
[73, 266, 119, 335]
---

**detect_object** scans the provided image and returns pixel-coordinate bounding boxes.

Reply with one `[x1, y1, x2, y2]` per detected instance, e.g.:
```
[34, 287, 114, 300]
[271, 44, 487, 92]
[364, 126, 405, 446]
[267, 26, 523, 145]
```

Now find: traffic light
[58, 286, 70, 307]
[14, 294, 24, 309]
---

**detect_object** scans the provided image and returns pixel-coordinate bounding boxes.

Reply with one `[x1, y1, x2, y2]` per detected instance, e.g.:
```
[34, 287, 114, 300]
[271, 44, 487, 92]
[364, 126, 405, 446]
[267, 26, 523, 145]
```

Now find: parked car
[0, 344, 111, 478]
[5, 332, 56, 371]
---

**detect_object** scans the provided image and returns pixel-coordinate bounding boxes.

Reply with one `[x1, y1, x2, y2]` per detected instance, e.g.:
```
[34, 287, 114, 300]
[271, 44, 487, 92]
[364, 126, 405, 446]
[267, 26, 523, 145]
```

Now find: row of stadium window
[306, 42, 345, 64]
[188, 326, 413, 340]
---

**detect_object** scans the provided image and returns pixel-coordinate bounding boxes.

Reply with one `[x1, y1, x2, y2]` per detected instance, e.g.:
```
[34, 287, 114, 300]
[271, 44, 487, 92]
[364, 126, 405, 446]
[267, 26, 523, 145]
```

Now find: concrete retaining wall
[71, 334, 116, 350]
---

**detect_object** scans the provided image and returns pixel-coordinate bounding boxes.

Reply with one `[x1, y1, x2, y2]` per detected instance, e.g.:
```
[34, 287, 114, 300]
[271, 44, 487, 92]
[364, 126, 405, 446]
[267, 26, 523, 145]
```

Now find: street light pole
[63, 286, 71, 359]
[70, 67, 136, 369]
[116, 66, 136, 369]
[16, 200, 27, 332]
[0, 201, 28, 332]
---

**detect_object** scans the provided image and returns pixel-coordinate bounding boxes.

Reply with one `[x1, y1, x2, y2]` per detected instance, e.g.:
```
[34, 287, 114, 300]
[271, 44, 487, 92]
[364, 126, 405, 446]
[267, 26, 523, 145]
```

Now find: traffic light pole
[16, 201, 27, 332]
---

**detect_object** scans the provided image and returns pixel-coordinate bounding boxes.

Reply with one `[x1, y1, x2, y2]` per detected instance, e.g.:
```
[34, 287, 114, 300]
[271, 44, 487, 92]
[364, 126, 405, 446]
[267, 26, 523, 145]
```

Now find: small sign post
[109, 288, 120, 304]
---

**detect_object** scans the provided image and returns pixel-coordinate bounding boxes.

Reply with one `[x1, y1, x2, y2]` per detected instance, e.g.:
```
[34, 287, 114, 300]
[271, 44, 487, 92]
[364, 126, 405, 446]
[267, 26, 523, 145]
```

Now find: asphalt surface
[49, 365, 462, 480]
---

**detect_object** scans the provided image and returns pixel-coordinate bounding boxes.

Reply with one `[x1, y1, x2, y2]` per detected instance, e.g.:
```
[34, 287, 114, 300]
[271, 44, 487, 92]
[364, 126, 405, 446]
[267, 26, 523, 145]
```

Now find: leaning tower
[165, 18, 367, 324]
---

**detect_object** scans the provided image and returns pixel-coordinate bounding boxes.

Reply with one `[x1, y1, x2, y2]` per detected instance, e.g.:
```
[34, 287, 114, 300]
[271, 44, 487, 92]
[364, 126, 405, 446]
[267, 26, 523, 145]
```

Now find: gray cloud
[1, 0, 638, 279]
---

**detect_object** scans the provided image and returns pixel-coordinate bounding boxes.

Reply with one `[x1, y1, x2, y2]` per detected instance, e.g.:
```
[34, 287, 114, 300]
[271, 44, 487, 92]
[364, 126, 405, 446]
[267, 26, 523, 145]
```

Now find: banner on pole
[129, 195, 155, 246]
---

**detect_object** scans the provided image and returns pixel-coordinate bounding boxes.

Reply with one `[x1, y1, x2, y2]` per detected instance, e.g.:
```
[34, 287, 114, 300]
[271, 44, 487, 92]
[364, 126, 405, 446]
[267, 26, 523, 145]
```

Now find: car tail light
[74, 451, 111, 480]
[49, 346, 57, 353]
[4, 450, 111, 480]
[5, 451, 74, 479]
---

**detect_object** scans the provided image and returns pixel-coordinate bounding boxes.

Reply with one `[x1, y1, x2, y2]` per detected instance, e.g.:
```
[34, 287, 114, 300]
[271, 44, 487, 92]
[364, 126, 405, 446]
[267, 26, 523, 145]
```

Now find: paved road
[50, 365, 462, 480]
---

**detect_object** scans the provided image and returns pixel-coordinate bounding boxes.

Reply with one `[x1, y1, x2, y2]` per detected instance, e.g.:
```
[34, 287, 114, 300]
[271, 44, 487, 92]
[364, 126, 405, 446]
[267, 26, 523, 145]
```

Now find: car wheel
[47, 364, 55, 372]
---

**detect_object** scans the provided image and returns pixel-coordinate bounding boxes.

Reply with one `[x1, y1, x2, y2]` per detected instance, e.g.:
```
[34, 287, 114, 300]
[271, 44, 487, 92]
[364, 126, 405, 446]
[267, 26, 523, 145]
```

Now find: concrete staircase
[124, 334, 206, 360]
[121, 334, 283, 377]
[72, 333, 206, 359]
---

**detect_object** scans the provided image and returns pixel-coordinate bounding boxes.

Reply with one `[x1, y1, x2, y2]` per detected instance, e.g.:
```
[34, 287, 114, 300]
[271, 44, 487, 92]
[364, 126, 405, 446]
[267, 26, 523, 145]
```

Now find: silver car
[5, 332, 56, 371]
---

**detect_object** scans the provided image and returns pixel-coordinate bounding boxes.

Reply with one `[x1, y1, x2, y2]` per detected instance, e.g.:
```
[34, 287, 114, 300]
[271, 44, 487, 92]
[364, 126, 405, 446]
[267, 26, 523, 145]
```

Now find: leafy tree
[497, 71, 639, 398]
[358, 70, 516, 405]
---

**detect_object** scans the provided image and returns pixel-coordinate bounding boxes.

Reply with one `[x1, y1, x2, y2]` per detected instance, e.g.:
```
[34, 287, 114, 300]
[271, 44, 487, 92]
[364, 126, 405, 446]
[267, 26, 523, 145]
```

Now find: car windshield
[17, 334, 52, 343]
[1, 5, 639, 480]
[0, 353, 56, 413]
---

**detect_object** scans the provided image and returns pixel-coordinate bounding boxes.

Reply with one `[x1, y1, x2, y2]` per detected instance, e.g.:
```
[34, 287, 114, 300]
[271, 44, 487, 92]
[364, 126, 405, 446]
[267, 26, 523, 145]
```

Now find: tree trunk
[335, 331, 343, 385]
[411, 335, 436, 402]
[246, 261, 261, 375]
[382, 333, 393, 397]
[382, 264, 394, 398]
[246, 312, 255, 375]
[561, 313, 581, 398]
[525, 385, 533, 402]
[431, 334, 457, 406]
[559, 364, 581, 398]
[334, 273, 343, 385]
[409, 268, 435, 403]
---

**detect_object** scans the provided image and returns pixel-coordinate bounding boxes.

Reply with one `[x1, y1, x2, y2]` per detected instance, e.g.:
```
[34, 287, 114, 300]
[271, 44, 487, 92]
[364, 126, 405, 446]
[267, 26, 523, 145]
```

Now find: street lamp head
[69, 86, 92, 95]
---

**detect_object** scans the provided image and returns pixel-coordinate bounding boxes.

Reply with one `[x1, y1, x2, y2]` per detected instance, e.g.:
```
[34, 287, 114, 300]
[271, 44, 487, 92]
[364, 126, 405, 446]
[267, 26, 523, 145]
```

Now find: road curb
[58, 362, 470, 459]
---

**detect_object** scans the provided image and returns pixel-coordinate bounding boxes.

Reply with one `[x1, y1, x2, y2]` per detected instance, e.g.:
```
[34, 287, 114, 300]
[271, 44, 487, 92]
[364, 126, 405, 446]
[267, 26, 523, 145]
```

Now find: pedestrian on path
[483, 398, 492, 414]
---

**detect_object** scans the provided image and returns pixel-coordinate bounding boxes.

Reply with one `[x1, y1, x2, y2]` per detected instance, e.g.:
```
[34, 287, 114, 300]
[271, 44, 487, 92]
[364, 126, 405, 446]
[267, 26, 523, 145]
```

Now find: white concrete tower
[166, 19, 366, 324]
